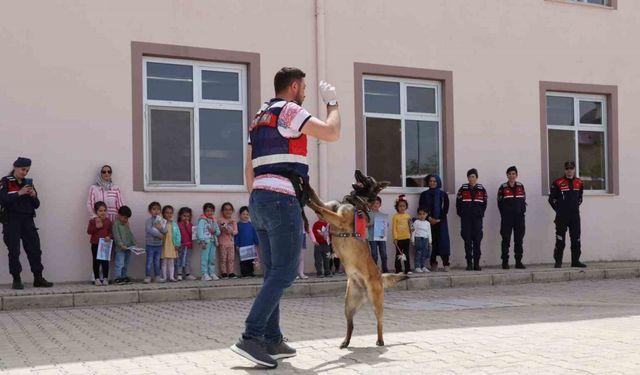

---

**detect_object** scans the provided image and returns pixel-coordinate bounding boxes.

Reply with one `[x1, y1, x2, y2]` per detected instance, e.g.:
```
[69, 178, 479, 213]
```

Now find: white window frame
[572, 0, 610, 6]
[363, 75, 443, 193]
[142, 57, 248, 192]
[546, 91, 608, 194]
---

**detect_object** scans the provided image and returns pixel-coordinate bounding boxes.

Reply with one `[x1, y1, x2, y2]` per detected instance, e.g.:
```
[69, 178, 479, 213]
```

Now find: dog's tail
[382, 273, 409, 289]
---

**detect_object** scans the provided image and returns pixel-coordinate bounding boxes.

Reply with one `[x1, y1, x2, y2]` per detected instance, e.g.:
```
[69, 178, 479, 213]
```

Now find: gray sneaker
[266, 337, 297, 360]
[230, 337, 277, 368]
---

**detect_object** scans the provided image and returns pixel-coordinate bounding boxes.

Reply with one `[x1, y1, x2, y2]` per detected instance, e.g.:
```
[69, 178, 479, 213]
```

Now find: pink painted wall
[0, 0, 638, 282]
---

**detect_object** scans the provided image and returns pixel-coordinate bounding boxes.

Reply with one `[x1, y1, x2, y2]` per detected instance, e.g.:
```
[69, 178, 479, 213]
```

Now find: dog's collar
[333, 232, 362, 238]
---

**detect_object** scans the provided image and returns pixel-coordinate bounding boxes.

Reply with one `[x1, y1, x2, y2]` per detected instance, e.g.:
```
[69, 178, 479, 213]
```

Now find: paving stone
[199, 285, 256, 300]
[308, 281, 348, 296]
[568, 269, 606, 281]
[604, 267, 640, 279]
[73, 291, 139, 307]
[281, 282, 310, 298]
[426, 275, 452, 289]
[2, 294, 73, 310]
[492, 272, 533, 285]
[451, 274, 493, 288]
[407, 276, 429, 290]
[532, 270, 571, 283]
[138, 288, 199, 303]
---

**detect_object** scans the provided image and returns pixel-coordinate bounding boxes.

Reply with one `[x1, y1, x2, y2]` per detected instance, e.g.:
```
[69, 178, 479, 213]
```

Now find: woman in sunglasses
[87, 165, 124, 222]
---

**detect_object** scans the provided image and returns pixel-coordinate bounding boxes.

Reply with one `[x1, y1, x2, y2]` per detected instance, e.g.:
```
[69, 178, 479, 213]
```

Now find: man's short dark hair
[506, 166, 518, 175]
[118, 205, 132, 218]
[467, 168, 478, 178]
[274, 67, 306, 94]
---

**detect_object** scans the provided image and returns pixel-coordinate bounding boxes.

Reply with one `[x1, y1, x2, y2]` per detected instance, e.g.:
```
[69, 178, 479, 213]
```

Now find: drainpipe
[315, 0, 328, 200]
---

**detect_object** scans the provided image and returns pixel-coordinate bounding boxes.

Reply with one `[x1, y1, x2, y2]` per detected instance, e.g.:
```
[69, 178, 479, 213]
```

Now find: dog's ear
[376, 181, 390, 191]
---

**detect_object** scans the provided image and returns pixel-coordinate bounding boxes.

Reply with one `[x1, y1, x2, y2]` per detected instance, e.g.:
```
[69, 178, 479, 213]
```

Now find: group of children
[373, 195, 436, 275]
[86, 193, 434, 286]
[86, 201, 259, 286]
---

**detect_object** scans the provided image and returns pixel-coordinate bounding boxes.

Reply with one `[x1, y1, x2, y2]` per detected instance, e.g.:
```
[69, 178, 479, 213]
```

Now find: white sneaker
[177, 275, 183, 281]
[211, 274, 220, 281]
[186, 275, 197, 280]
[422, 267, 431, 273]
[414, 268, 423, 273]
[94, 279, 102, 286]
[202, 274, 212, 281]
[155, 277, 166, 283]
[443, 266, 450, 272]
[300, 274, 309, 279]
[407, 271, 413, 275]
[103, 279, 109, 285]
[143, 277, 151, 284]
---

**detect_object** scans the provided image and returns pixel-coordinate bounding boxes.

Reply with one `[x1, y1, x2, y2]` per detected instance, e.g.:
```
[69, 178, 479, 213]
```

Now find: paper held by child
[239, 245, 258, 261]
[96, 238, 113, 261]
[373, 214, 388, 241]
[128, 246, 146, 255]
[154, 215, 167, 230]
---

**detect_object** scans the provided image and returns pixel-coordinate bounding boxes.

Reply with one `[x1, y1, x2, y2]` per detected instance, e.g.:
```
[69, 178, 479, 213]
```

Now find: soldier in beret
[0, 157, 53, 289]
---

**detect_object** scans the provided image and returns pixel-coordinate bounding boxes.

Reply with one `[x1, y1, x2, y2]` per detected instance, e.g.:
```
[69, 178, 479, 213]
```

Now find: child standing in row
[312, 218, 331, 277]
[145, 201, 164, 283]
[176, 207, 196, 280]
[160, 205, 181, 282]
[112, 206, 135, 284]
[393, 194, 412, 275]
[367, 196, 389, 273]
[218, 202, 238, 279]
[87, 201, 111, 286]
[236, 206, 259, 278]
[411, 208, 432, 273]
[198, 203, 220, 281]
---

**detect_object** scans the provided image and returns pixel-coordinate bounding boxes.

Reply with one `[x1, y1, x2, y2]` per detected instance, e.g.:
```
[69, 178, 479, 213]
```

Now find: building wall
[0, 0, 638, 282]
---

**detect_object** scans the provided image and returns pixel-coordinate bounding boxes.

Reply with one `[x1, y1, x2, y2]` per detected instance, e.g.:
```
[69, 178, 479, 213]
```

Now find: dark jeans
[461, 216, 483, 262]
[500, 213, 525, 261]
[91, 244, 109, 280]
[369, 240, 388, 272]
[394, 239, 411, 274]
[554, 214, 581, 263]
[330, 246, 341, 273]
[240, 259, 255, 277]
[243, 189, 301, 343]
[2, 214, 44, 278]
[313, 243, 331, 275]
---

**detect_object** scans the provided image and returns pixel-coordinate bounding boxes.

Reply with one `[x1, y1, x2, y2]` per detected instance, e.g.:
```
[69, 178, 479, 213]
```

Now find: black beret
[13, 157, 32, 168]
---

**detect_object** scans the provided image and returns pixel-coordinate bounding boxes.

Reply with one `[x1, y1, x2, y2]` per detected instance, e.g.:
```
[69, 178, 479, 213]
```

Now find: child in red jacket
[87, 201, 112, 286]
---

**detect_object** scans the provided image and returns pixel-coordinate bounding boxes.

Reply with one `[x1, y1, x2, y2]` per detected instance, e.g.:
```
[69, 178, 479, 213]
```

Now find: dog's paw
[339, 340, 350, 349]
[376, 339, 385, 347]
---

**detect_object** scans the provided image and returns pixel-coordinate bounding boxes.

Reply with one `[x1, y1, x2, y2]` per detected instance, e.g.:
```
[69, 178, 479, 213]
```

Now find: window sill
[545, 0, 616, 10]
[144, 185, 248, 193]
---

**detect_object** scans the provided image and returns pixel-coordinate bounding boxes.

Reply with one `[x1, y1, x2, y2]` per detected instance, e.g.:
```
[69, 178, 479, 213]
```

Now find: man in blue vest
[231, 67, 341, 368]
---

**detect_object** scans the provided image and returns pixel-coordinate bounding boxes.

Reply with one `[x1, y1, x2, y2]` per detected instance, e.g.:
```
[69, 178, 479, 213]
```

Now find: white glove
[319, 80, 338, 106]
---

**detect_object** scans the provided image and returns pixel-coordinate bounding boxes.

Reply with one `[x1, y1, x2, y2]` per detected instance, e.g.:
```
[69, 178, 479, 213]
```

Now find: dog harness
[332, 210, 367, 240]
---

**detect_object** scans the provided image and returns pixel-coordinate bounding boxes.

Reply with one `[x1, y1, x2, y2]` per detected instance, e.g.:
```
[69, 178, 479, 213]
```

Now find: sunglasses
[101, 170, 113, 174]
[565, 167, 575, 170]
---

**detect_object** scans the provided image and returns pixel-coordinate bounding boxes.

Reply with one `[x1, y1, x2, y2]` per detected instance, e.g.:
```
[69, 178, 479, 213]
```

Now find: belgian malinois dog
[307, 170, 408, 348]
